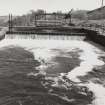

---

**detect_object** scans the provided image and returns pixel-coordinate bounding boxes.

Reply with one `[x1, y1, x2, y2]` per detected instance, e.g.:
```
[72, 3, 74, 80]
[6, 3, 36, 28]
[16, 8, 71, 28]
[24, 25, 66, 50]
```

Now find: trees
[11, 9, 46, 26]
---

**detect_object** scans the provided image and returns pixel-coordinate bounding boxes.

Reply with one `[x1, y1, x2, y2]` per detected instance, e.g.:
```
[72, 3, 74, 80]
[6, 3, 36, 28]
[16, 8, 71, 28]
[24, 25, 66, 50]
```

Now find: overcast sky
[0, 0, 104, 15]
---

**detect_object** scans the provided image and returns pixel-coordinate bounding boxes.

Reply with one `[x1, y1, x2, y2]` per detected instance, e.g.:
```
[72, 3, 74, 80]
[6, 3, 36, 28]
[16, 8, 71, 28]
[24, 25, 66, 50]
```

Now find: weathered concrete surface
[81, 28, 105, 47]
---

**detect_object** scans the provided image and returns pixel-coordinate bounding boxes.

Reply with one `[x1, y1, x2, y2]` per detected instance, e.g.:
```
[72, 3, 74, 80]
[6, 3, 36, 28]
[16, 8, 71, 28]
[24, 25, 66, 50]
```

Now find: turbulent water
[0, 34, 105, 105]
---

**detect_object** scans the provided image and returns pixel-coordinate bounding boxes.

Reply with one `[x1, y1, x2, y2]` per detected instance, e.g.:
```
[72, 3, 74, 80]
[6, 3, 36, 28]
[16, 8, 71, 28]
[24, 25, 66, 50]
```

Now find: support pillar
[34, 14, 37, 26]
[9, 14, 13, 33]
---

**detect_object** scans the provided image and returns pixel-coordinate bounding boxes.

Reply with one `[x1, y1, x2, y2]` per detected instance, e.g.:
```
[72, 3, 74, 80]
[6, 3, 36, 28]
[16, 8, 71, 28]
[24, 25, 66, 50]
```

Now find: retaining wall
[82, 28, 105, 47]
[0, 27, 7, 40]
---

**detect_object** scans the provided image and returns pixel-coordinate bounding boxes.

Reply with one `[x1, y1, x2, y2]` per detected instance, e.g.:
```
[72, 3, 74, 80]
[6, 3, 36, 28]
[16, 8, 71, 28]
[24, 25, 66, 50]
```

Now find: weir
[1, 31, 105, 105]
[7, 13, 87, 36]
[5, 34, 86, 40]
[6, 26, 87, 36]
[4, 13, 105, 47]
[1, 16, 105, 105]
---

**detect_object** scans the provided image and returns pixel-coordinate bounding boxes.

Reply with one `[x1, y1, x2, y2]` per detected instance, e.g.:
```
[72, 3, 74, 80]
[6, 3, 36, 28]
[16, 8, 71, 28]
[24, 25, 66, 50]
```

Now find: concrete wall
[0, 27, 7, 40]
[82, 28, 105, 46]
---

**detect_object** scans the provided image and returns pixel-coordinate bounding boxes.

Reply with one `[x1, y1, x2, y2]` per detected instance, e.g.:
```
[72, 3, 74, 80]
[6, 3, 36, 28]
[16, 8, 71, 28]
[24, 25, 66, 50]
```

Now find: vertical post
[45, 12, 46, 20]
[9, 14, 13, 33]
[69, 15, 71, 25]
[69, 9, 73, 26]
[64, 14, 66, 25]
[44, 13, 46, 26]
[102, 0, 104, 7]
[34, 14, 37, 26]
[55, 13, 57, 26]
[11, 14, 12, 32]
[9, 14, 10, 33]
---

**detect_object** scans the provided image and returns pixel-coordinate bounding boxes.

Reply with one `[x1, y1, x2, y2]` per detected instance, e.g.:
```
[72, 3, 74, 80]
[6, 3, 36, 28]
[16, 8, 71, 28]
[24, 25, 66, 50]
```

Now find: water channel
[0, 34, 105, 105]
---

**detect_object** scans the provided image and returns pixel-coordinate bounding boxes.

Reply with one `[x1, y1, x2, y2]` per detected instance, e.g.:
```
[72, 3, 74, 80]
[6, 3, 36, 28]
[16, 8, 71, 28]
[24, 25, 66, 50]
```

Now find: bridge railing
[35, 20, 66, 26]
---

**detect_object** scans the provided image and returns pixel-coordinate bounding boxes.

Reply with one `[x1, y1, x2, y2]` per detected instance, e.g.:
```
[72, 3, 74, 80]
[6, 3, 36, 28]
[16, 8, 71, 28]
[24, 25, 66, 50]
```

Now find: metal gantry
[8, 10, 74, 29]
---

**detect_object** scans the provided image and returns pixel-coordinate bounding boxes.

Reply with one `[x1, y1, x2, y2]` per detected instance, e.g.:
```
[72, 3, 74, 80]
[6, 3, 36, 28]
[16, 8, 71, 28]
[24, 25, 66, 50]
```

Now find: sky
[0, 0, 104, 16]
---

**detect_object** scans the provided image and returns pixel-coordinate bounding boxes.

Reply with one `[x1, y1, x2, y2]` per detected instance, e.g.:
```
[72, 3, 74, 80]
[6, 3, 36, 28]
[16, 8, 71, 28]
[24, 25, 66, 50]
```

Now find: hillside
[72, 10, 88, 20]
[0, 16, 9, 26]
[0, 8, 104, 27]
[0, 16, 16, 27]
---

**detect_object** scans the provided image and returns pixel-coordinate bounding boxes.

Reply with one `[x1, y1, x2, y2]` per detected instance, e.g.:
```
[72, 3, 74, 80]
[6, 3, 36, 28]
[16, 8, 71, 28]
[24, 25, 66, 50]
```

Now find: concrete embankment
[81, 28, 105, 47]
[0, 27, 7, 40]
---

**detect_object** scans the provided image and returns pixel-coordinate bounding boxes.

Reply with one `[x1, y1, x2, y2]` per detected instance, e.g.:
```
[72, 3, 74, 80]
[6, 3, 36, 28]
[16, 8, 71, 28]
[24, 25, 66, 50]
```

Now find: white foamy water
[79, 81, 105, 105]
[67, 43, 104, 82]
[0, 36, 105, 105]
[0, 38, 85, 65]
[88, 82, 105, 105]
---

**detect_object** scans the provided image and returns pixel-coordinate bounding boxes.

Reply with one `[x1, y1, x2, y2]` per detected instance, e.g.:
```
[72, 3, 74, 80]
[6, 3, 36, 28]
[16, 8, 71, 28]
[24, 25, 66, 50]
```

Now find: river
[0, 34, 105, 105]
